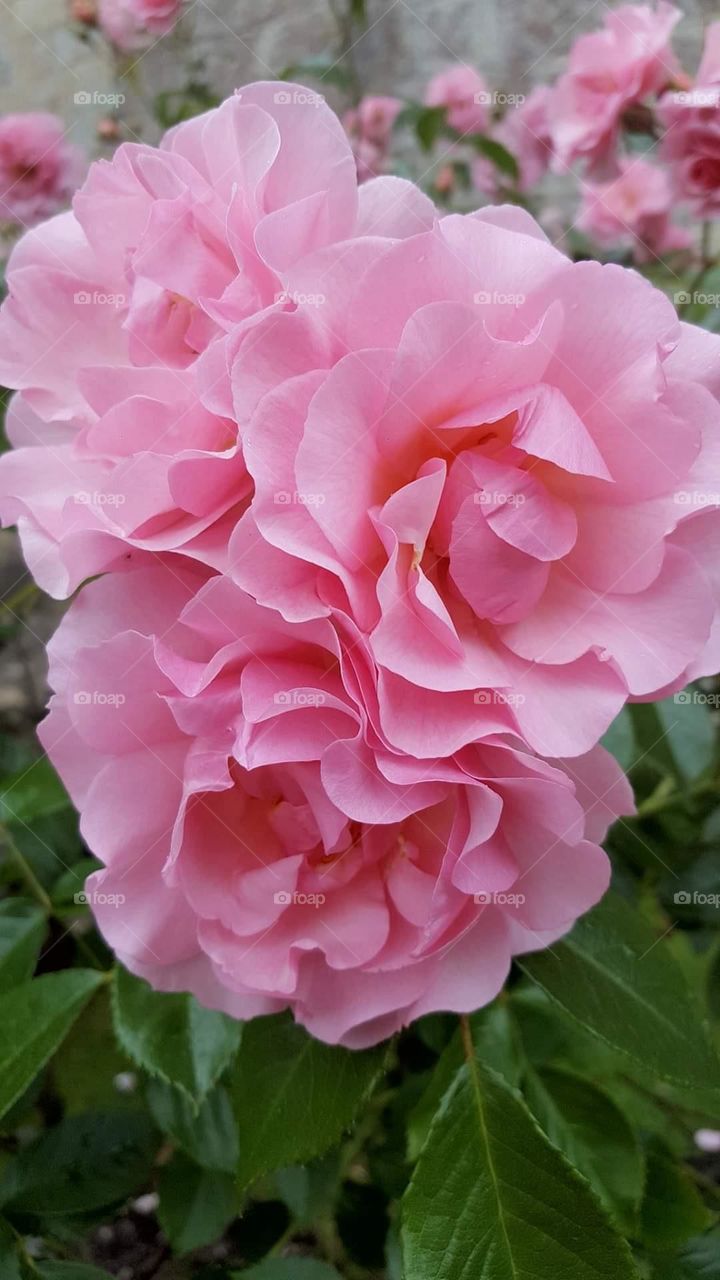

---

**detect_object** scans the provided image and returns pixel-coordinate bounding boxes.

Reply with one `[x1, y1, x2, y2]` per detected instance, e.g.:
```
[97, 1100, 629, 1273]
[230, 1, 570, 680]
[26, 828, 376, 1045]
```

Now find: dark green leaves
[0, 1110, 157, 1215]
[0, 898, 45, 987]
[111, 966, 241, 1106]
[519, 892, 720, 1089]
[231, 1015, 385, 1190]
[157, 1153, 237, 1254]
[0, 971, 104, 1122]
[402, 1061, 640, 1280]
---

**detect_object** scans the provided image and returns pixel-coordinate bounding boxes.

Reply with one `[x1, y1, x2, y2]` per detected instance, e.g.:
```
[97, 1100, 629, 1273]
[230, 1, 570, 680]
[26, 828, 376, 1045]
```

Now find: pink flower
[695, 1129, 720, 1153]
[343, 96, 403, 182]
[549, 3, 683, 173]
[0, 85, 435, 596]
[473, 87, 554, 196]
[425, 65, 490, 135]
[0, 113, 85, 227]
[228, 206, 720, 760]
[98, 0, 182, 49]
[659, 23, 720, 218]
[578, 155, 692, 260]
[41, 561, 632, 1047]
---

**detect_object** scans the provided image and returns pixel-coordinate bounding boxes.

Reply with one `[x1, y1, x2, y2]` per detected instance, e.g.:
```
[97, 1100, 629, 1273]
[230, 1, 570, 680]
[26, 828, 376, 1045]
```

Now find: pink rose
[0, 86, 435, 596]
[425, 64, 490, 135]
[343, 96, 403, 182]
[41, 562, 632, 1047]
[659, 23, 720, 217]
[549, 3, 683, 173]
[98, 0, 182, 49]
[0, 113, 85, 227]
[578, 155, 692, 260]
[473, 87, 554, 195]
[228, 206, 720, 761]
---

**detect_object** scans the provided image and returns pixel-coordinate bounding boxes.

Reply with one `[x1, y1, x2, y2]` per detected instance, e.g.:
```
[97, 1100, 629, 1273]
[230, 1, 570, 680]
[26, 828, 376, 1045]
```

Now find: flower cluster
[1, 81, 719, 1045]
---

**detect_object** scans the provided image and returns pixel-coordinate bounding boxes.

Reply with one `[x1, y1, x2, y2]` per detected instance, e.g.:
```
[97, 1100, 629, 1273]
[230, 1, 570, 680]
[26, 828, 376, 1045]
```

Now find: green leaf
[231, 1014, 385, 1191]
[234, 1261, 343, 1280]
[524, 1066, 644, 1232]
[402, 1060, 640, 1280]
[0, 899, 45, 988]
[654, 692, 715, 781]
[111, 966, 241, 1106]
[279, 60, 352, 91]
[0, 757, 70, 826]
[0, 1109, 157, 1216]
[519, 891, 720, 1089]
[473, 134, 520, 181]
[640, 1144, 712, 1250]
[0, 1217, 21, 1280]
[146, 1079, 238, 1172]
[414, 105, 447, 151]
[52, 989, 135, 1115]
[157, 1152, 237, 1254]
[602, 708, 637, 771]
[0, 970, 104, 1122]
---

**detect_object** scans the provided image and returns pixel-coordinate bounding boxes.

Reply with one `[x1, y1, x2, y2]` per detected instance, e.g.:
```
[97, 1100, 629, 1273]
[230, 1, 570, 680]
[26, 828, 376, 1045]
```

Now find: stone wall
[0, 0, 715, 150]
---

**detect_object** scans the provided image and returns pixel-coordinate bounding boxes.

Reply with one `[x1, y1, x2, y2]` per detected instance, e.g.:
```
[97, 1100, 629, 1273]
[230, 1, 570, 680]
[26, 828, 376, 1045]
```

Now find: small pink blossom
[0, 113, 85, 227]
[659, 22, 720, 218]
[695, 1129, 720, 1153]
[578, 155, 692, 260]
[473, 87, 554, 196]
[549, 3, 684, 173]
[343, 96, 402, 181]
[98, 0, 183, 49]
[425, 64, 490, 135]
[41, 562, 632, 1047]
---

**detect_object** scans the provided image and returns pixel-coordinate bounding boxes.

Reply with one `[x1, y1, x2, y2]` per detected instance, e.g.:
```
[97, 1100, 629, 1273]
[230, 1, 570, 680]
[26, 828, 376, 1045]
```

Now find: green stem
[1, 822, 52, 913]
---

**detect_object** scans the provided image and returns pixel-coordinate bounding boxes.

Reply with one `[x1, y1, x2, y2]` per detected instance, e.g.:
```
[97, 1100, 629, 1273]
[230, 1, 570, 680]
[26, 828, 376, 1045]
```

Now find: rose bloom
[659, 23, 720, 218]
[98, 0, 183, 49]
[578, 155, 692, 261]
[425, 64, 490, 135]
[473, 87, 554, 196]
[227, 205, 720, 762]
[549, 2, 684, 174]
[0, 113, 85, 227]
[343, 96, 403, 182]
[0, 85, 434, 596]
[41, 562, 632, 1047]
